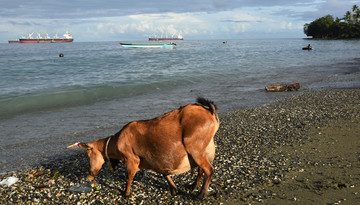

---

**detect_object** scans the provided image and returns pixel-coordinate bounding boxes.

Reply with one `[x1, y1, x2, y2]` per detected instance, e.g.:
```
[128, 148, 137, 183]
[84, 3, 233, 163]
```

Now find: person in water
[307, 44, 312, 49]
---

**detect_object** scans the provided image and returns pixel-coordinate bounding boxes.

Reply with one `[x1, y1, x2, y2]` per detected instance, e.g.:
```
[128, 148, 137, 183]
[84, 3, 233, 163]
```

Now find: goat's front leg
[164, 175, 178, 195]
[124, 158, 140, 196]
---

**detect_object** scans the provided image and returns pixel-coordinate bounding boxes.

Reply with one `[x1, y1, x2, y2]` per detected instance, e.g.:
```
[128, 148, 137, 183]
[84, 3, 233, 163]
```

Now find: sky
[1, 0, 359, 42]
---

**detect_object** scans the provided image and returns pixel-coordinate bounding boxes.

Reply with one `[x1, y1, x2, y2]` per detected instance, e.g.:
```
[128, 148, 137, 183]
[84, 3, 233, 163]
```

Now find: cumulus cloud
[281, 21, 293, 29]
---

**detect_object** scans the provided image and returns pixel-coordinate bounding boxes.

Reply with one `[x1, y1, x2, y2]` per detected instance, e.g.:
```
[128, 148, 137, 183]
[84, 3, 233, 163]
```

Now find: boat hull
[120, 43, 175, 49]
[52, 39, 74, 43]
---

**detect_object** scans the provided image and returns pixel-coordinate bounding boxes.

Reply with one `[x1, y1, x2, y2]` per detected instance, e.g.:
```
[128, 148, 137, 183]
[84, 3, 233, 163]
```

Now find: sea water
[0, 39, 359, 173]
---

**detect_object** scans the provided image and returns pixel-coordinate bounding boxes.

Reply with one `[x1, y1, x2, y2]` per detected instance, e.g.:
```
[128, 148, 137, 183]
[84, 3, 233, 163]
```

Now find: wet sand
[0, 88, 359, 204]
[262, 118, 360, 204]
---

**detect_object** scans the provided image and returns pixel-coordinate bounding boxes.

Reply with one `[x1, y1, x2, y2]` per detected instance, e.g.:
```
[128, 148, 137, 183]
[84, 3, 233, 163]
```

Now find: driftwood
[265, 82, 300, 92]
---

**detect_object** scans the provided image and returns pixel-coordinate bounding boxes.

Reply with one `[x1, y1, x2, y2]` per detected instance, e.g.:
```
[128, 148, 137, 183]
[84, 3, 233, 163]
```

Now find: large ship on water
[9, 32, 74, 43]
[149, 34, 183, 41]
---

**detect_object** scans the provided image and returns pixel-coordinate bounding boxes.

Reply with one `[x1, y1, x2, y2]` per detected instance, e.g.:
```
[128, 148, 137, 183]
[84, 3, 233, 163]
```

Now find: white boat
[120, 42, 176, 48]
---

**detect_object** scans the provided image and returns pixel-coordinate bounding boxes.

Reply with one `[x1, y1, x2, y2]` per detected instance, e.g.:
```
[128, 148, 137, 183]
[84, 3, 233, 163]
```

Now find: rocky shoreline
[1, 89, 359, 204]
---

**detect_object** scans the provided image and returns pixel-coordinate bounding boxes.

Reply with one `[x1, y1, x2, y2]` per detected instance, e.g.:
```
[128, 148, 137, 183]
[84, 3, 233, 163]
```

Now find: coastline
[1, 88, 359, 204]
[2, 39, 360, 175]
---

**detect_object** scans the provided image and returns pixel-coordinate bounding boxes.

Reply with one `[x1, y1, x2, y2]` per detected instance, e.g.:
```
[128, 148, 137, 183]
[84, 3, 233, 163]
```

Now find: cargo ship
[149, 34, 183, 41]
[13, 32, 74, 43]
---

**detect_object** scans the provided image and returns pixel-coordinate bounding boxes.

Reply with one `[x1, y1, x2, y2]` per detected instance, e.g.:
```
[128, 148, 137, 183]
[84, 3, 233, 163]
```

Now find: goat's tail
[196, 97, 217, 115]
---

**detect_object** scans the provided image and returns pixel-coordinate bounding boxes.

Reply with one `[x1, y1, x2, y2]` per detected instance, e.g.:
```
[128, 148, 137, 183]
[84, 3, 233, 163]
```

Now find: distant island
[304, 5, 360, 39]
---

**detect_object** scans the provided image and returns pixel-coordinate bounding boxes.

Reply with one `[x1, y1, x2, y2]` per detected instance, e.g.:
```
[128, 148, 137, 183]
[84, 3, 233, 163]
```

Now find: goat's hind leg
[185, 151, 214, 199]
[189, 167, 203, 191]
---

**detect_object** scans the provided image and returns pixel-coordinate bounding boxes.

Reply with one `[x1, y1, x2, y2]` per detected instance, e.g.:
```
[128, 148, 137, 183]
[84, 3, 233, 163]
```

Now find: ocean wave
[0, 77, 208, 119]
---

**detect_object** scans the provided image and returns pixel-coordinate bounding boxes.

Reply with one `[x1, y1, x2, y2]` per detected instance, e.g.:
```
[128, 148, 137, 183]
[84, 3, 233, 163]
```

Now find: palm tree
[352, 5, 358, 12]
[344, 11, 352, 23]
[352, 5, 360, 23]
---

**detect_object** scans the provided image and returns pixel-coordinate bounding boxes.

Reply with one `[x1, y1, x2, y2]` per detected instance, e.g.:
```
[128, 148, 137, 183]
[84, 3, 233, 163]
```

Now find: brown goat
[77, 98, 219, 199]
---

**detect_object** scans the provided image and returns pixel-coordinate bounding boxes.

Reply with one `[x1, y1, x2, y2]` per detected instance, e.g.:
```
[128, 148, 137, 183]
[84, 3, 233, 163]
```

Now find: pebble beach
[1, 88, 359, 204]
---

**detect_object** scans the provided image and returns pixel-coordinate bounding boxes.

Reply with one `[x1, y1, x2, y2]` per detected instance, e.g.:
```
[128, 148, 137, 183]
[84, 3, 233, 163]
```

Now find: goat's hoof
[196, 192, 206, 200]
[188, 183, 199, 191]
[170, 188, 178, 196]
[122, 192, 130, 198]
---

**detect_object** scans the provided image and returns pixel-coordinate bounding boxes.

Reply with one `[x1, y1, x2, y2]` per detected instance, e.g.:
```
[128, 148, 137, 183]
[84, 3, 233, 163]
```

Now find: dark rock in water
[265, 82, 300, 92]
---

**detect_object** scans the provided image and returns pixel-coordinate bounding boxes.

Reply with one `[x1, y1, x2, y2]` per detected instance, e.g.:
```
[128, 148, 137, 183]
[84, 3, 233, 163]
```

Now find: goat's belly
[168, 155, 192, 175]
[144, 140, 216, 175]
[206, 139, 216, 162]
[168, 140, 215, 175]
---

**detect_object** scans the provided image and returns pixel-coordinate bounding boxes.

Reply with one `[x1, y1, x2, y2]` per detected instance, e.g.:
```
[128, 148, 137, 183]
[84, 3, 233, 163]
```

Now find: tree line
[304, 5, 360, 39]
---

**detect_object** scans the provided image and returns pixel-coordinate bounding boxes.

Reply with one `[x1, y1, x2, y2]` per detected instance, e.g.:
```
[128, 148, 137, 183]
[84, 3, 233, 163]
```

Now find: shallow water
[0, 39, 359, 173]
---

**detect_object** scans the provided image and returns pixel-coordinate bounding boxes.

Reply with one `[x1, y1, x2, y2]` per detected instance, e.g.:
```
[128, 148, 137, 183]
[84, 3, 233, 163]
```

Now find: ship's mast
[28, 32, 34, 39]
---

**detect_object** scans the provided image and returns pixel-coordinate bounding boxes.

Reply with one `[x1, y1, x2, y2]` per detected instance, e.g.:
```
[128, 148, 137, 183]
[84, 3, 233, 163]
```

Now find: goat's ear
[78, 143, 92, 149]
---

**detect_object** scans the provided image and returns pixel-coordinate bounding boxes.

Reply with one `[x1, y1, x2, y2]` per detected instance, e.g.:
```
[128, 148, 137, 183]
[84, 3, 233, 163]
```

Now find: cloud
[87, 13, 200, 39]
[221, 12, 270, 23]
[0, 0, 328, 19]
[281, 21, 293, 29]
[299, 0, 359, 21]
